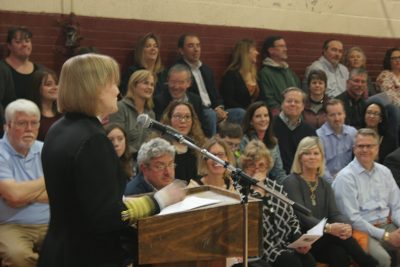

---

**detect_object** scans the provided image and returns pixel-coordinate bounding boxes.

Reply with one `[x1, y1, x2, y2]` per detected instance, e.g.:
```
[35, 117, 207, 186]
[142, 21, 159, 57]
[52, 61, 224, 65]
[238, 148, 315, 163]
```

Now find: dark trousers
[311, 234, 378, 267]
[271, 251, 316, 267]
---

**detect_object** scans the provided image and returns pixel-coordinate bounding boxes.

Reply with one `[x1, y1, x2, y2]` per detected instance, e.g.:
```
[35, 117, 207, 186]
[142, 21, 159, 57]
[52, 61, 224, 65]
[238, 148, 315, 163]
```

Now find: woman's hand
[328, 223, 352, 240]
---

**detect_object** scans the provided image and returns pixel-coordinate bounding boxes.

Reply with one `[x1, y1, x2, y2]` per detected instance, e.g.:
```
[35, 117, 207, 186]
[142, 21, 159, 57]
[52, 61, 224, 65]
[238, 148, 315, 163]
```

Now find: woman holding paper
[283, 137, 378, 267]
[241, 140, 316, 267]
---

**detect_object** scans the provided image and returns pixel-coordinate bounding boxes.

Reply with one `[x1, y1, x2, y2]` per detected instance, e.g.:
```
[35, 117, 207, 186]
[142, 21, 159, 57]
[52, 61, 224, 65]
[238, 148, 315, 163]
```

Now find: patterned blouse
[376, 70, 400, 106]
[251, 178, 303, 263]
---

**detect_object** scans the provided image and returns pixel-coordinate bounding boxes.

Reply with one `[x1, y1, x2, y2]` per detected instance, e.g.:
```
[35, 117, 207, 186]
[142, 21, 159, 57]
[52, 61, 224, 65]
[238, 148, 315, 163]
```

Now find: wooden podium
[135, 186, 263, 267]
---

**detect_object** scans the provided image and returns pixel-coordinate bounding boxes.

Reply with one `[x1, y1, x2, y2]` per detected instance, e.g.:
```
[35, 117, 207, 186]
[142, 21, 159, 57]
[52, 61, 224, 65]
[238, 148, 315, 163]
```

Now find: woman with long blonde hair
[220, 38, 266, 110]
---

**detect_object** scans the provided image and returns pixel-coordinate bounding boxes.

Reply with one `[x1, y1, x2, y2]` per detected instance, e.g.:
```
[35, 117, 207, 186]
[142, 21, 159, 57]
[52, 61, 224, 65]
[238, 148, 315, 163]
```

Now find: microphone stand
[167, 133, 311, 267]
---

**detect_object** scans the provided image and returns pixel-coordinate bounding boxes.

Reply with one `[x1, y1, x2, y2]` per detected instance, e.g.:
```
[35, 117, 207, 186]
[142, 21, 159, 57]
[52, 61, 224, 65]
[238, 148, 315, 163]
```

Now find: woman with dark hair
[104, 123, 134, 180]
[28, 68, 62, 141]
[120, 32, 165, 96]
[376, 48, 400, 106]
[240, 101, 286, 184]
[302, 69, 329, 130]
[220, 38, 266, 111]
[344, 46, 376, 96]
[284, 137, 378, 267]
[160, 100, 206, 183]
[361, 101, 398, 162]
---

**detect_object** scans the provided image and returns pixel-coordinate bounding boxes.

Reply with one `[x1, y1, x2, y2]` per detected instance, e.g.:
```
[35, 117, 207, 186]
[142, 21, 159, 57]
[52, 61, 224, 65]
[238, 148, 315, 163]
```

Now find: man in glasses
[333, 128, 400, 267]
[125, 138, 176, 195]
[0, 99, 48, 267]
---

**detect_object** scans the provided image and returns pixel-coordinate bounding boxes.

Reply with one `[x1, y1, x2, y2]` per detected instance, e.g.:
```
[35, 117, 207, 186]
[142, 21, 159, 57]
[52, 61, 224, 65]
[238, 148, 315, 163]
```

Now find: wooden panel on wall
[1, 10, 399, 88]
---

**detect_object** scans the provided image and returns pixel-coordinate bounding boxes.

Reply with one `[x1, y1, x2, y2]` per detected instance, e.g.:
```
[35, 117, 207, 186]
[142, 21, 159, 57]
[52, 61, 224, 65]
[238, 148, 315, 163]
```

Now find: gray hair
[168, 64, 192, 81]
[282, 87, 307, 104]
[355, 128, 379, 143]
[348, 68, 368, 81]
[5, 99, 40, 123]
[137, 137, 175, 166]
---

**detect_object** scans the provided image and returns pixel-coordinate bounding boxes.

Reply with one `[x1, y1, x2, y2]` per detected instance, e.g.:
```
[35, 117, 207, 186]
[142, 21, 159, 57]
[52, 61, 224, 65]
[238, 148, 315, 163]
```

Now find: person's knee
[370, 246, 391, 267]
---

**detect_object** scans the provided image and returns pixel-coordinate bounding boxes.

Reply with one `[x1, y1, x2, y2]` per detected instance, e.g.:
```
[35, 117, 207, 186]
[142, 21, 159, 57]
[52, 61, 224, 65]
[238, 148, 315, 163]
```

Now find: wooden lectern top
[136, 185, 263, 265]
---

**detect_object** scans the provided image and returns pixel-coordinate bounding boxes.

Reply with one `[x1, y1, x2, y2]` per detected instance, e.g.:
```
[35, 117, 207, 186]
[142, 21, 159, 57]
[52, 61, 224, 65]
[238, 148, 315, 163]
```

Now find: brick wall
[1, 10, 399, 88]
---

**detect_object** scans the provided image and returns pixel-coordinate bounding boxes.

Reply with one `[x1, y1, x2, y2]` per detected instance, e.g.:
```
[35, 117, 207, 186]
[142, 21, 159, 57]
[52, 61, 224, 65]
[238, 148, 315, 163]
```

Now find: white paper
[287, 217, 327, 248]
[158, 195, 221, 216]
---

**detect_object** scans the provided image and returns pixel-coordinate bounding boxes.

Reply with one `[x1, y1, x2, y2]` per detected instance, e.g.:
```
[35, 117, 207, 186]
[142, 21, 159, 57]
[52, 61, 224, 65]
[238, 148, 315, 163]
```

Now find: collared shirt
[304, 56, 349, 98]
[279, 111, 301, 131]
[184, 59, 211, 107]
[332, 158, 400, 239]
[0, 134, 49, 224]
[317, 122, 357, 181]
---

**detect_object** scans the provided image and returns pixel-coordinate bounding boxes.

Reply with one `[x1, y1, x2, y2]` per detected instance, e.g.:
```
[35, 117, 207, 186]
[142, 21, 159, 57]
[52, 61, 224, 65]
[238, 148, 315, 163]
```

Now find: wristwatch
[383, 231, 390, 242]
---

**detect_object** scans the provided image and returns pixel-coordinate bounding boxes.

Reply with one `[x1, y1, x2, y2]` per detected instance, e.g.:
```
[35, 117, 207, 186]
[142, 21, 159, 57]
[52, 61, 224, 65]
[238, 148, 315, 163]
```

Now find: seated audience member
[273, 87, 316, 173]
[284, 137, 378, 267]
[361, 101, 398, 162]
[153, 64, 208, 135]
[344, 46, 377, 96]
[384, 147, 400, 188]
[28, 68, 62, 141]
[105, 123, 134, 181]
[220, 39, 266, 112]
[218, 121, 243, 159]
[336, 68, 368, 129]
[303, 39, 349, 98]
[0, 26, 44, 136]
[376, 48, 400, 106]
[316, 99, 357, 182]
[109, 70, 155, 158]
[120, 32, 165, 97]
[192, 137, 236, 191]
[176, 33, 231, 133]
[303, 69, 329, 129]
[125, 138, 175, 196]
[240, 101, 287, 184]
[240, 140, 316, 267]
[258, 36, 301, 115]
[333, 128, 400, 267]
[0, 99, 49, 267]
[159, 101, 206, 183]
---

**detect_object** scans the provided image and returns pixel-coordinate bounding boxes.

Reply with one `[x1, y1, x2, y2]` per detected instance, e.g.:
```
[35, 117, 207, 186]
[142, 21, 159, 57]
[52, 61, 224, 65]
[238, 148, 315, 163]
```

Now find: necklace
[302, 176, 319, 206]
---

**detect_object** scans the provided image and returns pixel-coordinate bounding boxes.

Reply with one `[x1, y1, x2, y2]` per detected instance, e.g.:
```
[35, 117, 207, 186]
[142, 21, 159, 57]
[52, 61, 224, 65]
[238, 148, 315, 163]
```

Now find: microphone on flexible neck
[137, 114, 186, 142]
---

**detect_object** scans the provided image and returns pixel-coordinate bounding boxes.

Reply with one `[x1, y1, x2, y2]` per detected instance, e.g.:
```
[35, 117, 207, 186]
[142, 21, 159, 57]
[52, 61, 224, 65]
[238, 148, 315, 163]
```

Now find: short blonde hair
[240, 140, 274, 172]
[291, 136, 325, 176]
[198, 137, 235, 176]
[126, 69, 155, 109]
[58, 54, 120, 116]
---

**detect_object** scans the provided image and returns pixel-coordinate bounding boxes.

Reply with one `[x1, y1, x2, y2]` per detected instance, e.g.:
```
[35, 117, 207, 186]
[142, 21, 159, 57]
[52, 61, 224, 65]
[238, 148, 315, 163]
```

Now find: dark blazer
[176, 58, 222, 108]
[336, 92, 366, 129]
[124, 172, 154, 196]
[38, 113, 128, 267]
[153, 89, 206, 128]
[384, 147, 400, 188]
[220, 70, 266, 109]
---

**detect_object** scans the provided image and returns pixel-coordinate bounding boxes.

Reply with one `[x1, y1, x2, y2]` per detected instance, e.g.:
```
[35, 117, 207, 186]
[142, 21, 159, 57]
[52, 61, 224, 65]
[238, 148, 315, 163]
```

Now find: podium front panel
[137, 186, 263, 265]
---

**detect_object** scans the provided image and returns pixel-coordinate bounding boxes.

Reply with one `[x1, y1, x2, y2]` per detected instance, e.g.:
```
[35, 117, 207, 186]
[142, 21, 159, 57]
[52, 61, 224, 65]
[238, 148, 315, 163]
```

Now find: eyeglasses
[172, 114, 192, 122]
[355, 144, 378, 150]
[366, 111, 381, 117]
[246, 162, 268, 172]
[211, 152, 227, 158]
[12, 120, 40, 129]
[150, 162, 176, 172]
[390, 56, 400, 61]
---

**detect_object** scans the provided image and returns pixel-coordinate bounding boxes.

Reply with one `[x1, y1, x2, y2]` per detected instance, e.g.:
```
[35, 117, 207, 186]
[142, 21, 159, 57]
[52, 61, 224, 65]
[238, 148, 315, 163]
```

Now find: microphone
[137, 114, 185, 142]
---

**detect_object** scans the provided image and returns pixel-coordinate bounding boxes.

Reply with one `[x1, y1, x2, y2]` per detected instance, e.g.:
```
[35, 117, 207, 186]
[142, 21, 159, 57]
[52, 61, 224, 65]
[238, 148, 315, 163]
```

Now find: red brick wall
[1, 10, 399, 87]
